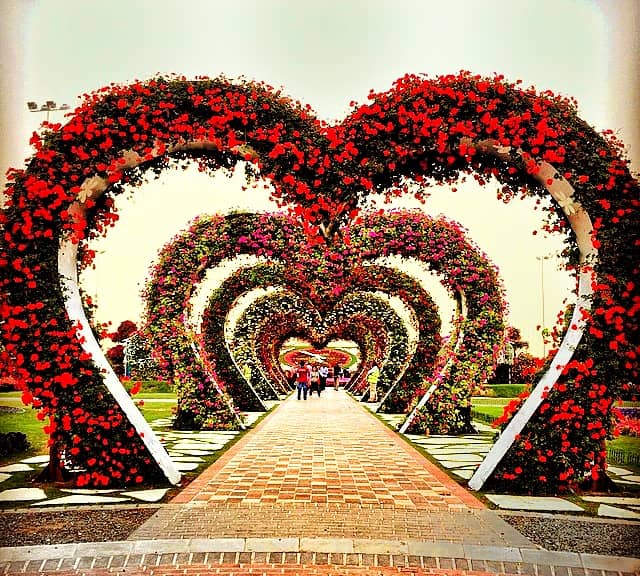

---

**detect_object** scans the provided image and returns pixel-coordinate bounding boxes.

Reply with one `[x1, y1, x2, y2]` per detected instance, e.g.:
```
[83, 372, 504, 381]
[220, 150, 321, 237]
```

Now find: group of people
[293, 361, 348, 400]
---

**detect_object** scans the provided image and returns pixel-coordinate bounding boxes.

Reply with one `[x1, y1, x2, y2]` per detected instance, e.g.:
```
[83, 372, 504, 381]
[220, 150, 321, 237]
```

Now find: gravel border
[0, 506, 638, 558]
[500, 513, 640, 557]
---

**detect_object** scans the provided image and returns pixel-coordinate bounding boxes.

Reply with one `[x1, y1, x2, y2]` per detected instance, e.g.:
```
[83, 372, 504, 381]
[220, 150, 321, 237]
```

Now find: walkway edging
[1, 537, 638, 573]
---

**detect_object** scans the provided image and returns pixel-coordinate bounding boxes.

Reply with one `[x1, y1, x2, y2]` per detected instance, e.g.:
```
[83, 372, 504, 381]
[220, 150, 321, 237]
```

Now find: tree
[112, 320, 137, 343]
[106, 344, 125, 376]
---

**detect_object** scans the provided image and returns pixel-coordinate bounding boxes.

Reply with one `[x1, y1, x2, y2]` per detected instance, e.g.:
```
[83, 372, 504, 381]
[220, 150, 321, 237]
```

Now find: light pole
[536, 253, 554, 357]
[27, 100, 70, 122]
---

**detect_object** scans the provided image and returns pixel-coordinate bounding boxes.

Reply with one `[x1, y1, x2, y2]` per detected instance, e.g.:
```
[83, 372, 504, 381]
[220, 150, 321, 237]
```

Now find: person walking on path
[309, 365, 320, 397]
[318, 364, 328, 393]
[333, 364, 342, 390]
[367, 363, 380, 402]
[295, 361, 309, 400]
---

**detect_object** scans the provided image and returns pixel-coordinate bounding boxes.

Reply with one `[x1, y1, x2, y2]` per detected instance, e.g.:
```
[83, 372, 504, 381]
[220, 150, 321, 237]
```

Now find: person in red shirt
[296, 361, 309, 400]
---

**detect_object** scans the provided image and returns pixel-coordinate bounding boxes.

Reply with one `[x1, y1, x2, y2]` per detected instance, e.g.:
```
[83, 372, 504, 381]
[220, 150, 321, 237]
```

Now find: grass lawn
[0, 392, 176, 467]
[471, 397, 640, 471]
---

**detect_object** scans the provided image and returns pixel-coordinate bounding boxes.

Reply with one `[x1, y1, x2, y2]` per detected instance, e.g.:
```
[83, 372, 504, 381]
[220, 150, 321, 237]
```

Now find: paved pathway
[1, 390, 638, 575]
[131, 388, 525, 544]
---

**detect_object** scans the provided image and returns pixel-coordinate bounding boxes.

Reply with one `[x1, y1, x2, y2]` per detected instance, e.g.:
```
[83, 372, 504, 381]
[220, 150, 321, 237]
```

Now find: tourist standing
[333, 364, 342, 390]
[296, 361, 309, 400]
[367, 364, 380, 402]
[318, 364, 328, 392]
[309, 365, 320, 397]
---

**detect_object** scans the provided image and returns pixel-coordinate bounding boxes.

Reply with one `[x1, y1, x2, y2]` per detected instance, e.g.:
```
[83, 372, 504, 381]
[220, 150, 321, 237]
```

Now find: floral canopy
[0, 71, 637, 493]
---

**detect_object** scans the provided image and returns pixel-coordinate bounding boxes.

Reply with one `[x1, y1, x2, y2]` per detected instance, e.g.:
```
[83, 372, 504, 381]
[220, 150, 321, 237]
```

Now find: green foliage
[486, 384, 529, 397]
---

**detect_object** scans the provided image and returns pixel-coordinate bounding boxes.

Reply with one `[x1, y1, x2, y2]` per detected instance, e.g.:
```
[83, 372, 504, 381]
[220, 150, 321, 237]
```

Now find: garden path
[131, 388, 530, 544]
[2, 390, 637, 575]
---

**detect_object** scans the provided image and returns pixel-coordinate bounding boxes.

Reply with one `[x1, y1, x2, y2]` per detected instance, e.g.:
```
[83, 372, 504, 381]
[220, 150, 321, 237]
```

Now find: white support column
[467, 149, 597, 490]
[398, 292, 467, 434]
[59, 239, 181, 485]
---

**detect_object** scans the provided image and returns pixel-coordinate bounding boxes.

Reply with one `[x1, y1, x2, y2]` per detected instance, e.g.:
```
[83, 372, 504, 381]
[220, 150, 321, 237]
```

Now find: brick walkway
[2, 390, 638, 575]
[131, 389, 526, 545]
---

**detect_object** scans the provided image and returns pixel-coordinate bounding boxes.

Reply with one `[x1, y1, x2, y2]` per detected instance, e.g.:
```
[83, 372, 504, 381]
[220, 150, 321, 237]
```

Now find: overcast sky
[1, 0, 638, 356]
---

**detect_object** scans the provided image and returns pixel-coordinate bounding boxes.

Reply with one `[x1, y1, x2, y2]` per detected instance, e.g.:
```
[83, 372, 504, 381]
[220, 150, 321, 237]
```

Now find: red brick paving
[16, 567, 502, 575]
[130, 390, 532, 547]
[172, 389, 481, 510]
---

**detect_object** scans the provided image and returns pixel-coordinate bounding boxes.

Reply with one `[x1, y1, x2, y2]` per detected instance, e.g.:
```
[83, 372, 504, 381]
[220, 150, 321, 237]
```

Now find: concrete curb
[1, 537, 638, 574]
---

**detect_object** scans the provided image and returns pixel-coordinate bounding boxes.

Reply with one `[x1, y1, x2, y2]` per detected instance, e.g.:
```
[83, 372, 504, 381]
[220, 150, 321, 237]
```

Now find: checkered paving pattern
[172, 389, 480, 510]
[127, 390, 540, 546]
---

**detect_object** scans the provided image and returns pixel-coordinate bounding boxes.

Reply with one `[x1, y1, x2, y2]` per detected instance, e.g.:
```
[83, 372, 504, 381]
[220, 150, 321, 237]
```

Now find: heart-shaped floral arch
[200, 261, 442, 410]
[145, 210, 503, 433]
[1, 72, 637, 493]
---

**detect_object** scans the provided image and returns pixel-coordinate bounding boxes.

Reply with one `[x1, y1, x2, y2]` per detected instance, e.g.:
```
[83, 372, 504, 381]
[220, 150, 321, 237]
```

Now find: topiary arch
[144, 209, 504, 435]
[0, 72, 636, 493]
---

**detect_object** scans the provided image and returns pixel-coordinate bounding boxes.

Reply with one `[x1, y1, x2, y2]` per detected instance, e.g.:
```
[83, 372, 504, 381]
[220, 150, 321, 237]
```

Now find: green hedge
[485, 384, 528, 398]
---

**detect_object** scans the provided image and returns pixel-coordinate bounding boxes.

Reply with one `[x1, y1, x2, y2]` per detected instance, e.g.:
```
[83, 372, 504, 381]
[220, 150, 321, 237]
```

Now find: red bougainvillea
[0, 72, 637, 491]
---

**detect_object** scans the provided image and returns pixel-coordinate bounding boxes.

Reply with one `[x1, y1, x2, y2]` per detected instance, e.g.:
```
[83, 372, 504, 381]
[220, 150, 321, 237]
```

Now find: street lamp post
[536, 253, 555, 357]
[27, 100, 70, 122]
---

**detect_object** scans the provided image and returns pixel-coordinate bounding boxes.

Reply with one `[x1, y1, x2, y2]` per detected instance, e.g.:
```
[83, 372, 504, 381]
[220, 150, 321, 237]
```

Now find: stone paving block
[75, 541, 133, 558]
[132, 539, 191, 554]
[0, 464, 33, 473]
[121, 488, 169, 502]
[596, 504, 640, 519]
[352, 538, 408, 554]
[245, 537, 298, 552]
[581, 553, 640, 572]
[582, 496, 640, 505]
[32, 494, 130, 506]
[486, 494, 583, 512]
[622, 475, 640, 482]
[60, 488, 119, 494]
[19, 455, 50, 464]
[0, 487, 46, 502]
[462, 544, 522, 561]
[188, 538, 244, 552]
[407, 541, 464, 558]
[300, 537, 353, 553]
[521, 549, 582, 567]
[3, 542, 78, 561]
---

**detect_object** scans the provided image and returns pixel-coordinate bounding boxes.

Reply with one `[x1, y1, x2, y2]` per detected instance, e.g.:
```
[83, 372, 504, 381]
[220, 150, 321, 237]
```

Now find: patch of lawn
[134, 392, 176, 400]
[471, 397, 510, 406]
[0, 397, 176, 467]
[471, 405, 505, 422]
[137, 401, 175, 421]
[0, 407, 49, 465]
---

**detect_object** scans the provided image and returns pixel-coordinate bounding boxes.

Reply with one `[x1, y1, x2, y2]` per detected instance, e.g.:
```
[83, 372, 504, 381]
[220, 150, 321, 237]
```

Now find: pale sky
[1, 0, 638, 357]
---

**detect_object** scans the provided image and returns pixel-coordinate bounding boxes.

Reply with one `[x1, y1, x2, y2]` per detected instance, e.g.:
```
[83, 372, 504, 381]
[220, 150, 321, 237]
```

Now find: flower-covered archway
[145, 209, 503, 434]
[199, 261, 442, 404]
[1, 72, 636, 492]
